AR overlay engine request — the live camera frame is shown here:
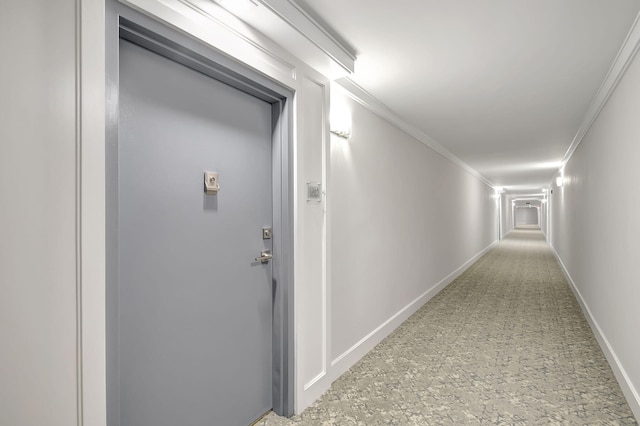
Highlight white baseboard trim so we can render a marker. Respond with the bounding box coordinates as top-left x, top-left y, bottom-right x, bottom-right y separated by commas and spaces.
550, 245, 640, 421
500, 228, 514, 240
328, 240, 498, 381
